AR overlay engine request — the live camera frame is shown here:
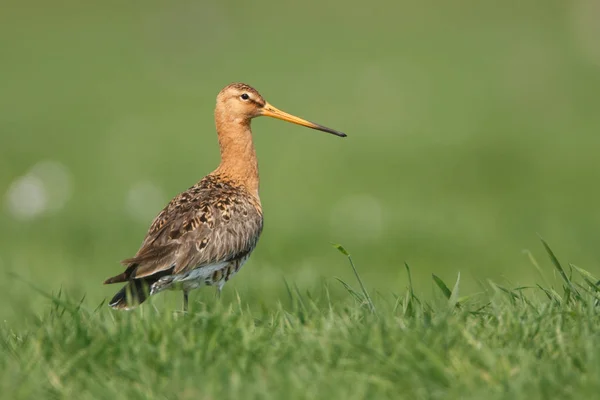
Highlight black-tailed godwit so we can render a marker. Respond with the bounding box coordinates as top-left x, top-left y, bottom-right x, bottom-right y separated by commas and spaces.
104, 83, 346, 311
